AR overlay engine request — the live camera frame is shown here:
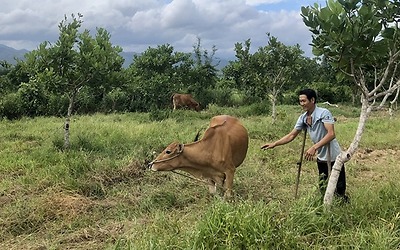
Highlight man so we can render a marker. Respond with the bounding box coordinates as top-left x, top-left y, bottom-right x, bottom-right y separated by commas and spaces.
261, 89, 348, 201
